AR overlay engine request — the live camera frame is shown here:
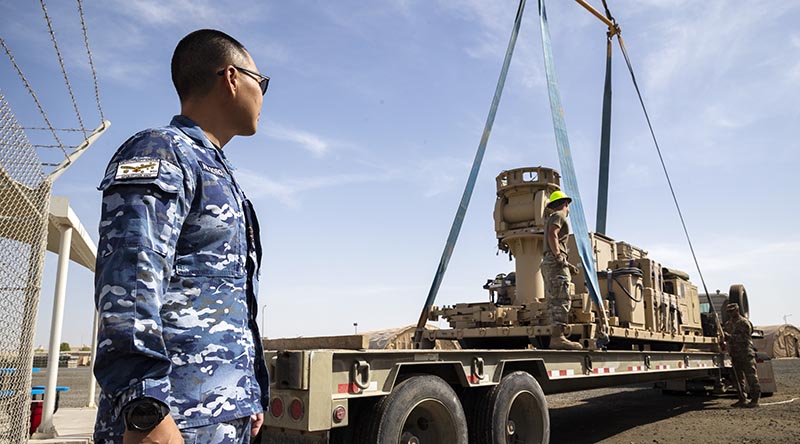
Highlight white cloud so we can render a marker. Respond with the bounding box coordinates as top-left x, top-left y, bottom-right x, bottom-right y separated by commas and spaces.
648, 239, 800, 277
235, 168, 394, 208
637, 1, 799, 94
438, 0, 545, 90
415, 155, 471, 198
104, 0, 234, 27
265, 124, 331, 157
702, 104, 754, 130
